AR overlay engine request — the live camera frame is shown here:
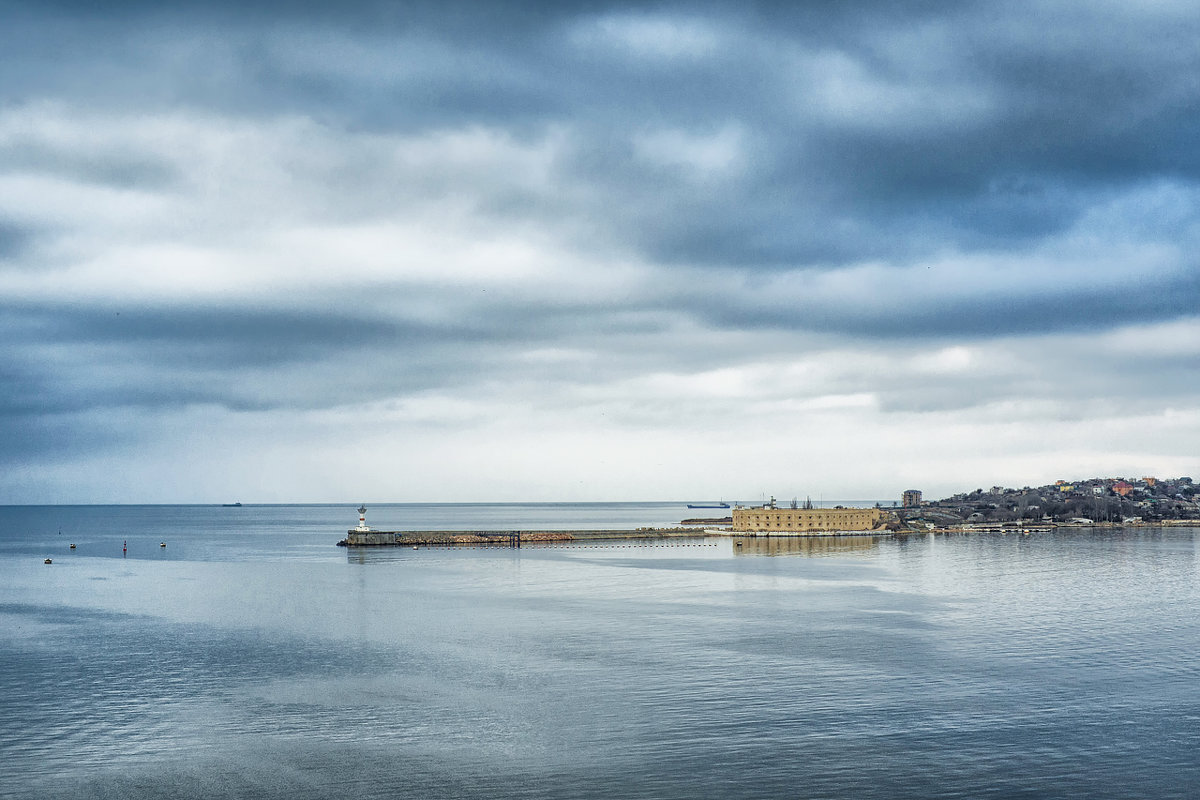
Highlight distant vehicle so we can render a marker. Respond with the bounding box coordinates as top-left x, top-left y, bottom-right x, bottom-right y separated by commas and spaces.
221, 502, 243, 507
686, 501, 730, 509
